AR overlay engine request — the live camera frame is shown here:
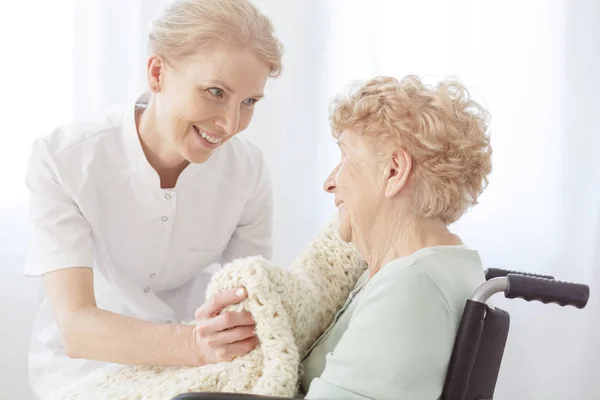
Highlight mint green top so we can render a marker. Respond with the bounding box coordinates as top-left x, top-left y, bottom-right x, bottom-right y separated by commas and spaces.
299, 245, 486, 400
